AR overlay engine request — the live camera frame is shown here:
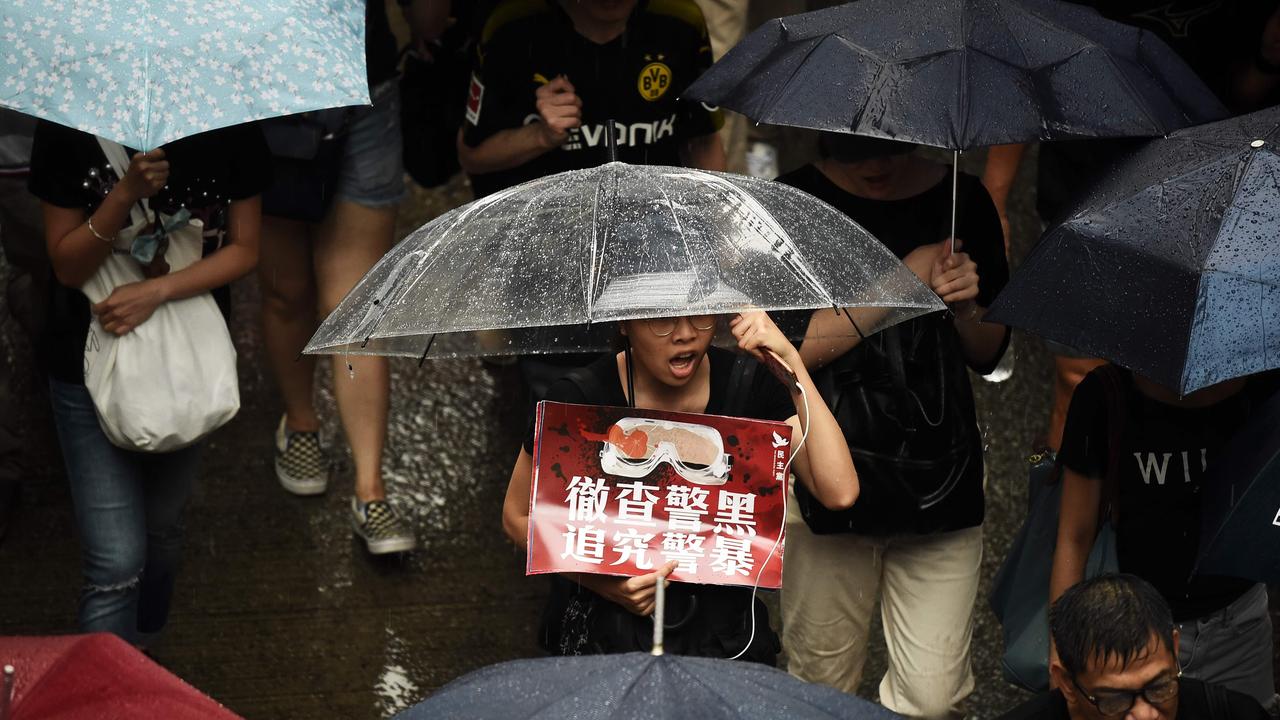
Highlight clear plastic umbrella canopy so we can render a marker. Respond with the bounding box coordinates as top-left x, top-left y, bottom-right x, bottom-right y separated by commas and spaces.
306, 162, 943, 359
